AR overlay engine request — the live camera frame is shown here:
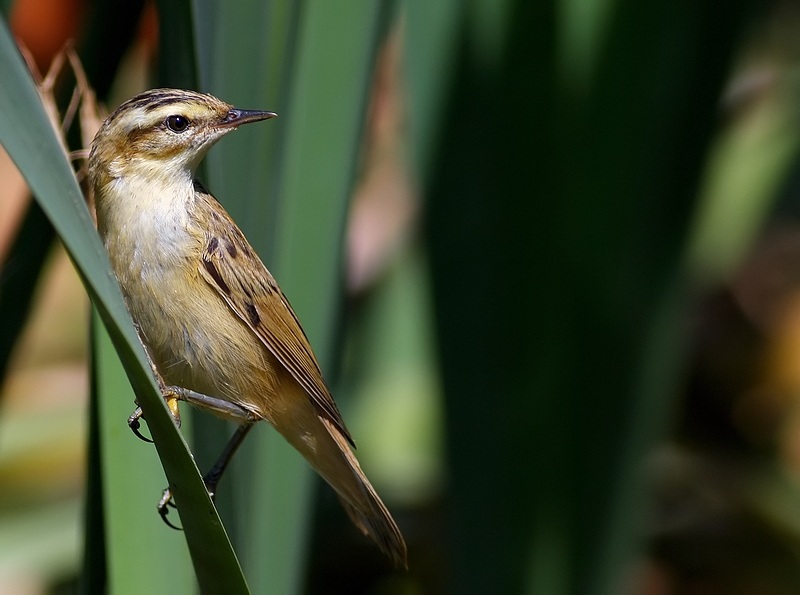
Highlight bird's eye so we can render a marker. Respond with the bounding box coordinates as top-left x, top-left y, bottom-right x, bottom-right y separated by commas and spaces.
165, 115, 190, 133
